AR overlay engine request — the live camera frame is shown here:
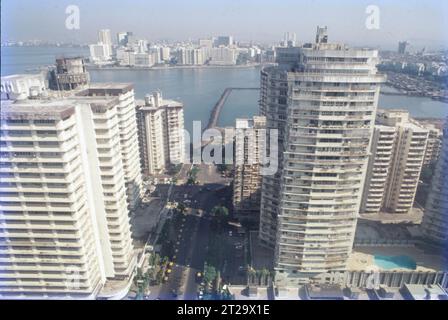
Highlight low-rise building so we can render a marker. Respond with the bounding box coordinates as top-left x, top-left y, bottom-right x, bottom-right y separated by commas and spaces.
400, 284, 448, 300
